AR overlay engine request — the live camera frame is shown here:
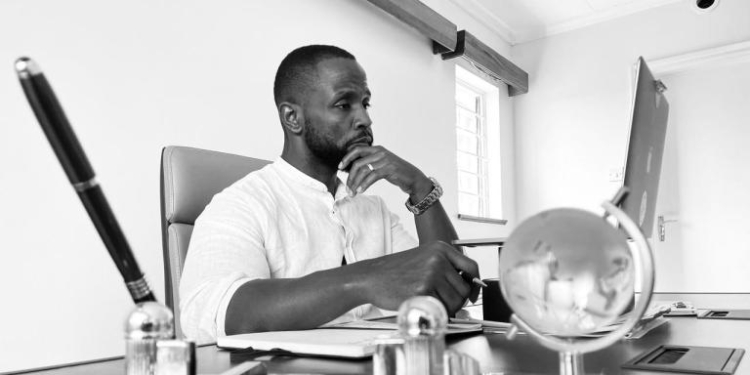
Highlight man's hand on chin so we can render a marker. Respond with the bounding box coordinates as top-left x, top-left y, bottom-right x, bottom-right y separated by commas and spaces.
338, 145, 429, 197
